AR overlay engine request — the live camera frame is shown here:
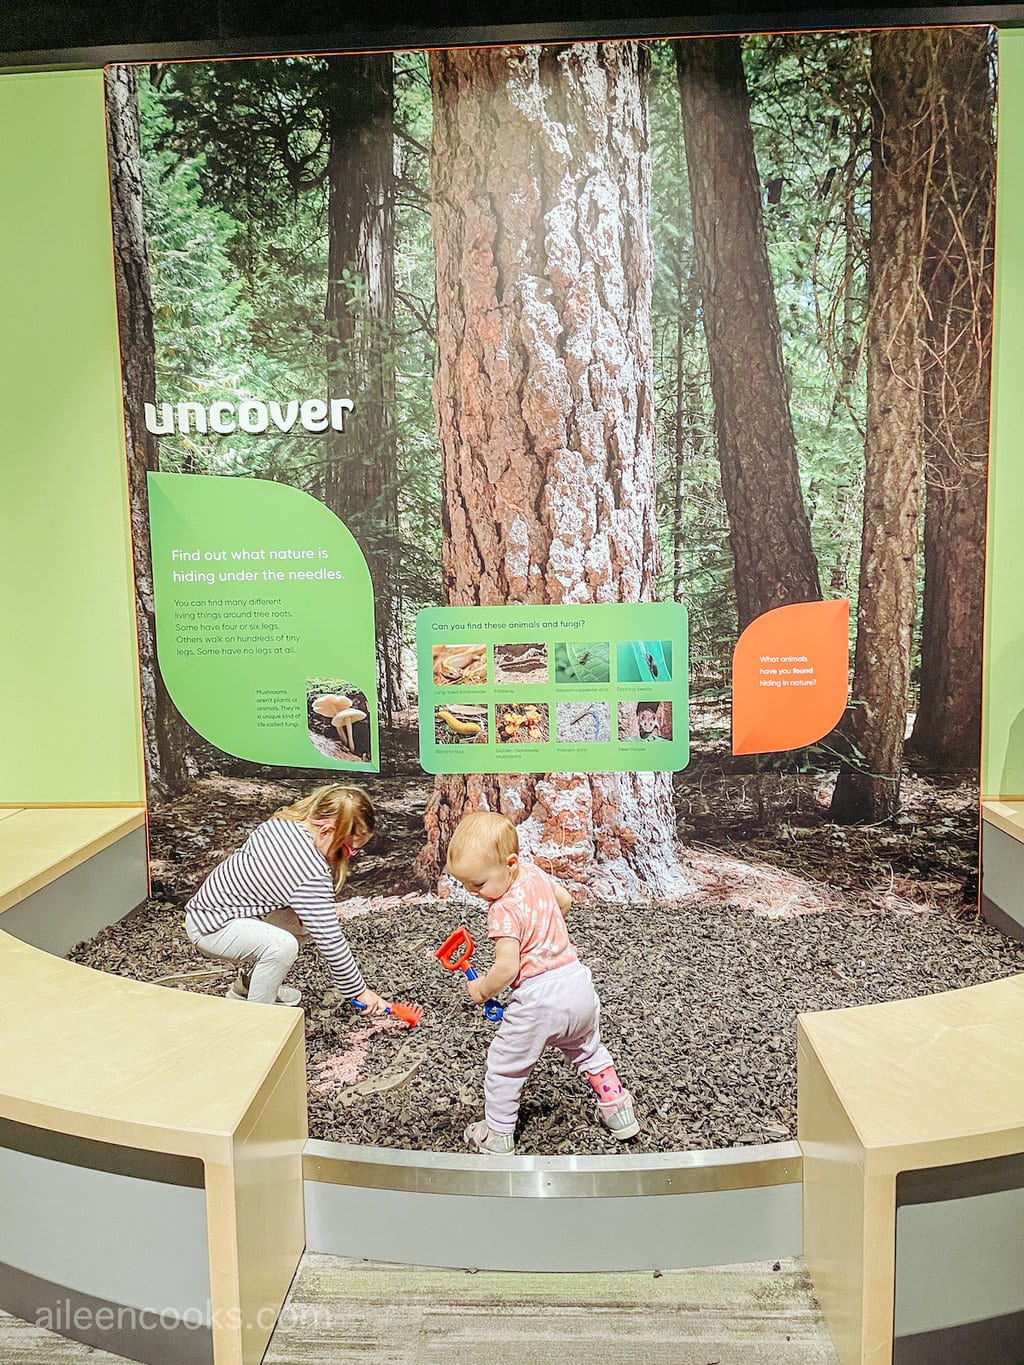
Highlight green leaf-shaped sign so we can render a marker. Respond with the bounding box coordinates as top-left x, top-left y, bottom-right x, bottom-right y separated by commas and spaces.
148, 472, 377, 770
